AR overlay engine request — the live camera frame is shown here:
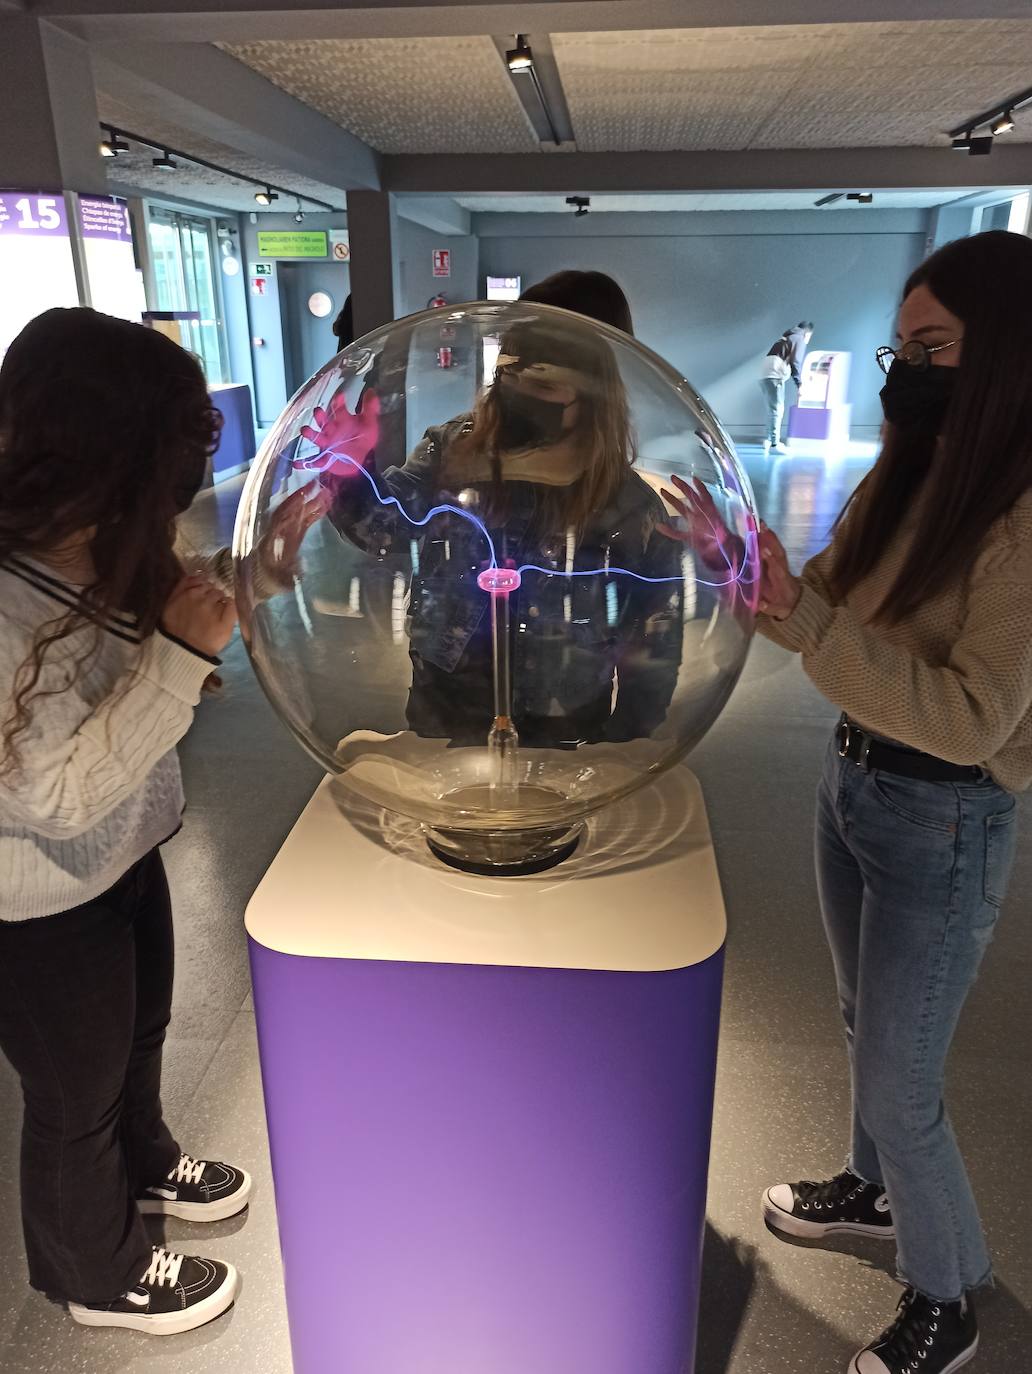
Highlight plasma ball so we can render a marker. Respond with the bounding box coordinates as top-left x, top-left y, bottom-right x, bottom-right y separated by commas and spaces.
477, 568, 523, 594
